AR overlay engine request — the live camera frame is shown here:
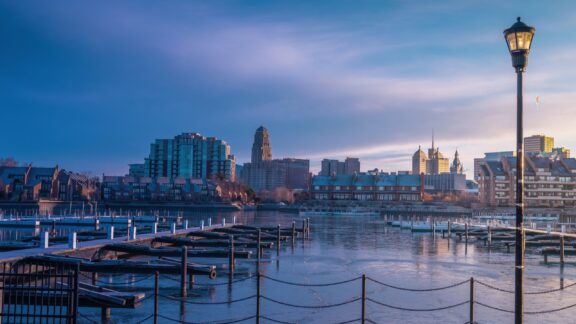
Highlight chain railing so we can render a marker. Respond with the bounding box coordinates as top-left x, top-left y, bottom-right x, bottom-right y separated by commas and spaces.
75, 271, 576, 323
